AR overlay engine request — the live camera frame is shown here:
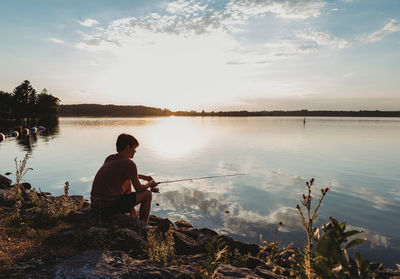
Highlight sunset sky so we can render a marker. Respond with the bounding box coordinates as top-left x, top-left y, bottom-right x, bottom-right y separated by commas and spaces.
0, 0, 399, 111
